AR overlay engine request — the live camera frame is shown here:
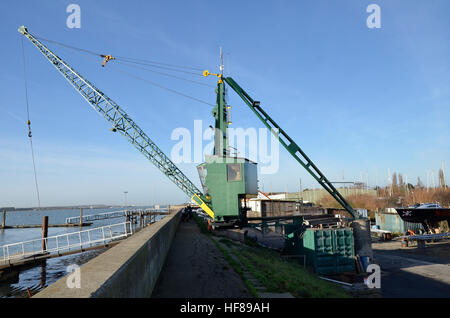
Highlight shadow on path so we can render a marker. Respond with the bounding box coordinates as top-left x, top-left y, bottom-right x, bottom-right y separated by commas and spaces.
374, 251, 450, 298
